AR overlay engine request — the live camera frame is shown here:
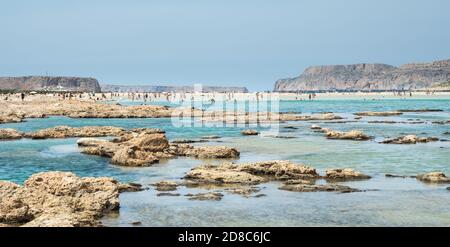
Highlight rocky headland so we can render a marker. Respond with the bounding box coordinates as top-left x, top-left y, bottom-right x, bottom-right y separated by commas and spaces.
274, 59, 450, 91
0, 76, 101, 93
